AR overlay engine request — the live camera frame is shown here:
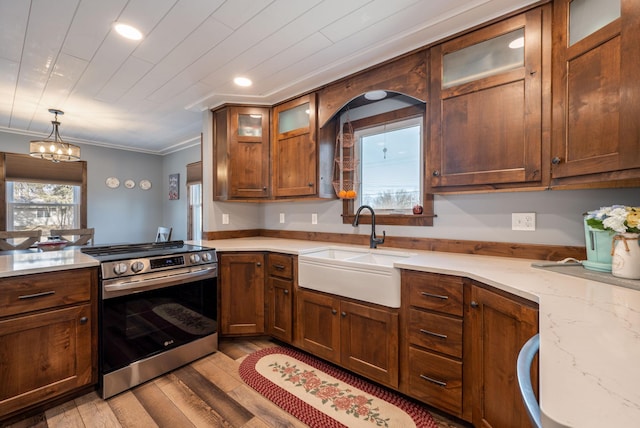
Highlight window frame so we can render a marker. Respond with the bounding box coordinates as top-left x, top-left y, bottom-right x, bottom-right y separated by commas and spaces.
0, 152, 87, 231
340, 105, 435, 226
